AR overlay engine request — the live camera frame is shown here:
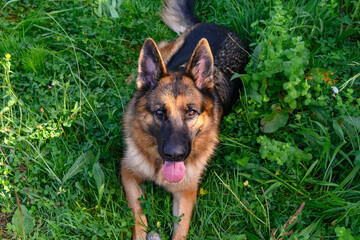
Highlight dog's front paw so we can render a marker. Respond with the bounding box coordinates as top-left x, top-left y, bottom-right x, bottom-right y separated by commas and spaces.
146, 231, 161, 240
